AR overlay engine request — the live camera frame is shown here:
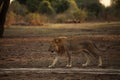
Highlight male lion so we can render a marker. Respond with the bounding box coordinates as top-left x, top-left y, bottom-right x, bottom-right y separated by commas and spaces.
48, 37, 106, 68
